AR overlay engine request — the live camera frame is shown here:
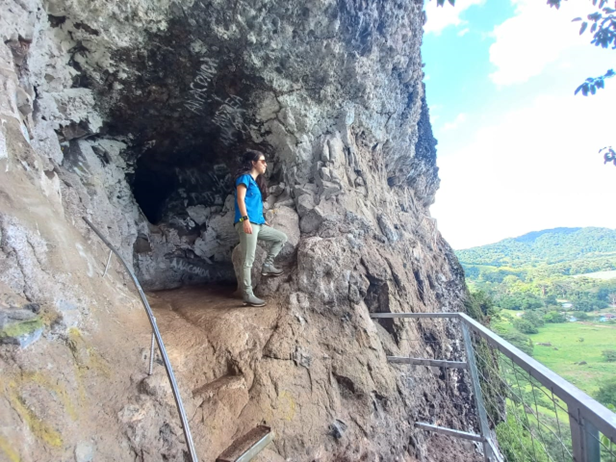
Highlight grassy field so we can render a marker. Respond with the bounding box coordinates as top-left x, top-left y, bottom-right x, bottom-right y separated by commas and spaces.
573, 269, 616, 280
488, 313, 616, 459
529, 322, 616, 395
494, 311, 616, 397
